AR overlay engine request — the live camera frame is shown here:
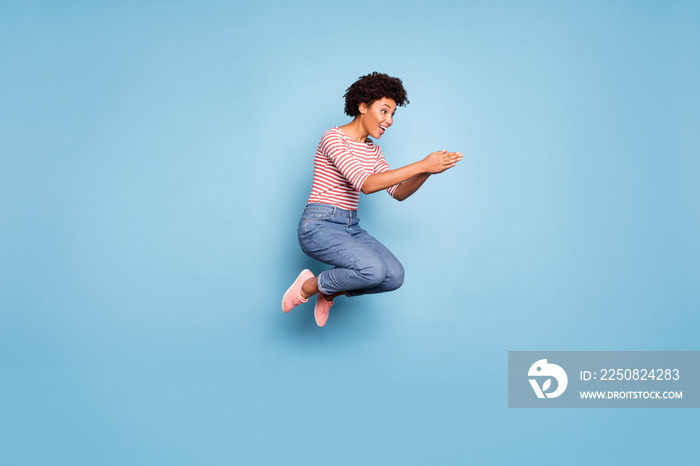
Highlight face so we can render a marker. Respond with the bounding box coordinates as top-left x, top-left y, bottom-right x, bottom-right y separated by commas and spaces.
359, 97, 396, 139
